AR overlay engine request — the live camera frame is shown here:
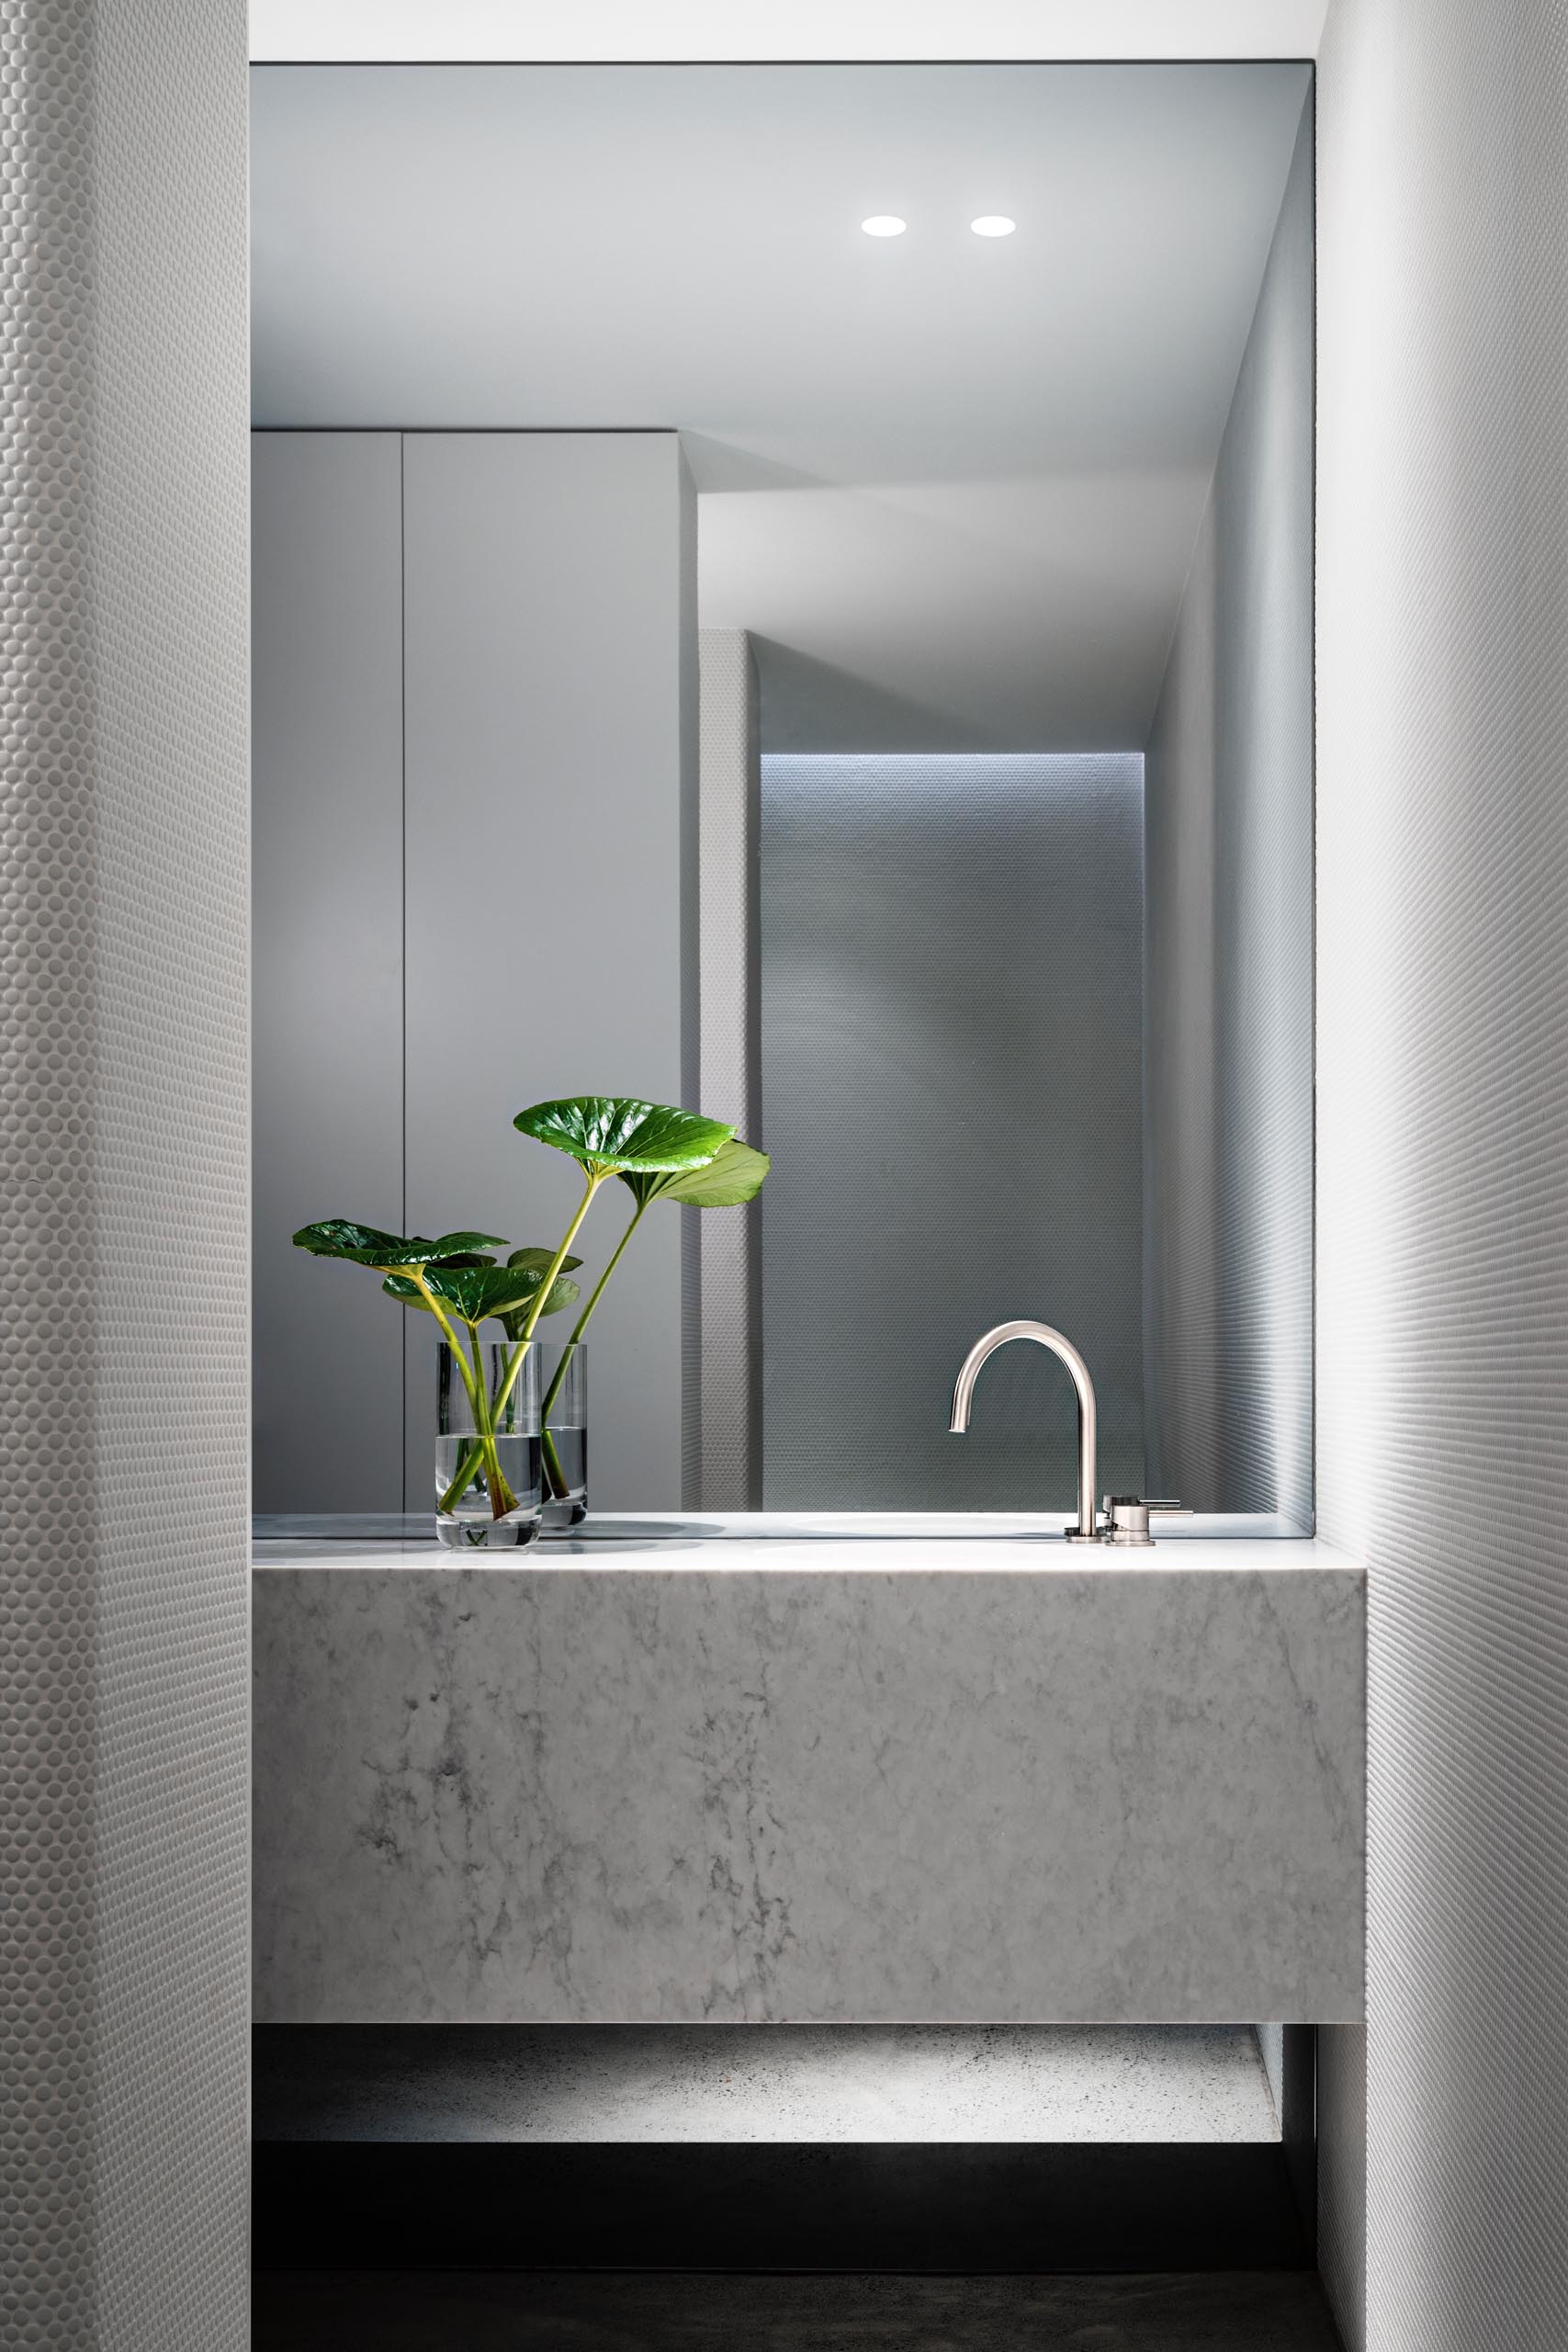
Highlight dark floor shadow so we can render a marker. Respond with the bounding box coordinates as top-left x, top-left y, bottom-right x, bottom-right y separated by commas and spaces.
253, 2268, 1348, 2352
